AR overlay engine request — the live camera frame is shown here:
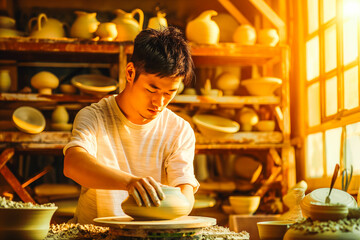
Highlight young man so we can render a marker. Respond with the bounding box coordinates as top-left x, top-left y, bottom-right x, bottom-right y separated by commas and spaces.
63, 27, 199, 224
